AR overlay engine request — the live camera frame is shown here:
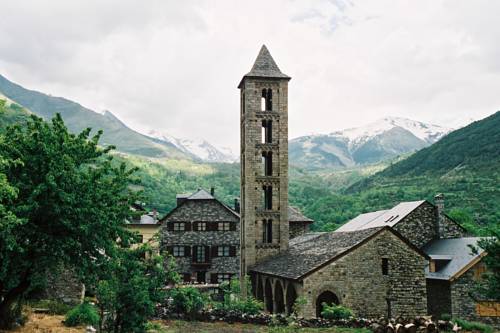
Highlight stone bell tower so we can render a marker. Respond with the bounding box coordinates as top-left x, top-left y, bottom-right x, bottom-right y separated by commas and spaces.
239, 45, 291, 281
